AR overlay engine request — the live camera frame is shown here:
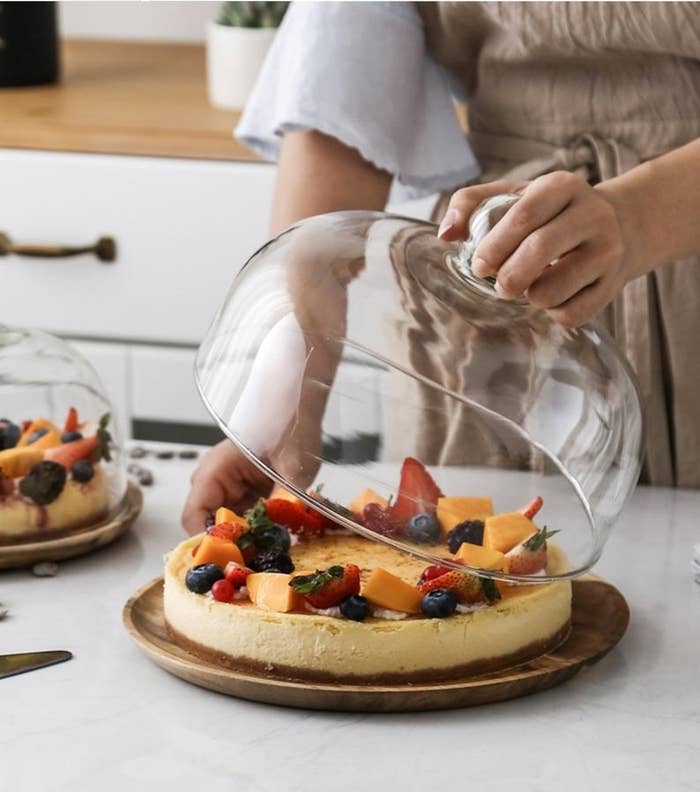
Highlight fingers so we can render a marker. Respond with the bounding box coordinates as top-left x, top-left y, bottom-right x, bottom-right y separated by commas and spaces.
525, 243, 610, 309
545, 277, 613, 328
437, 179, 527, 241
